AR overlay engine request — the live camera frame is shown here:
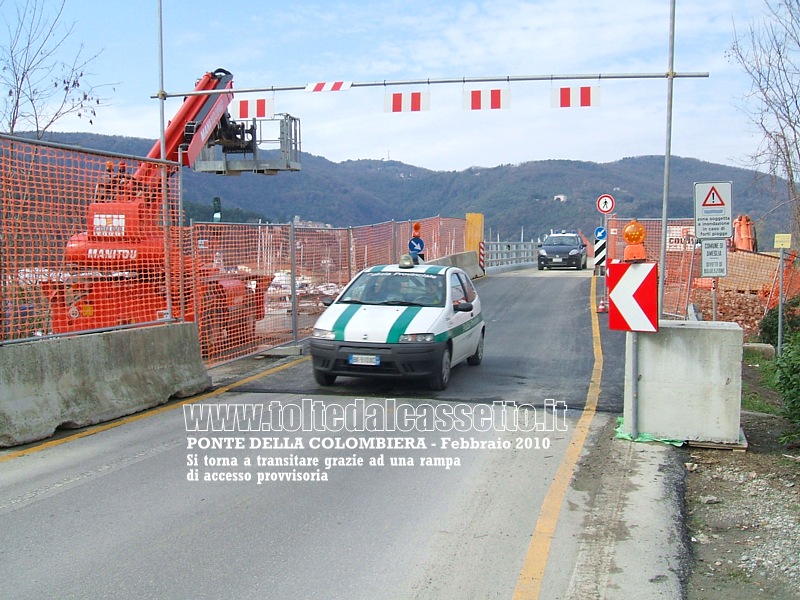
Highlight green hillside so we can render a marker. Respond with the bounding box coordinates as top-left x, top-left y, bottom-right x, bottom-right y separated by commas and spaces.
36, 131, 790, 245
